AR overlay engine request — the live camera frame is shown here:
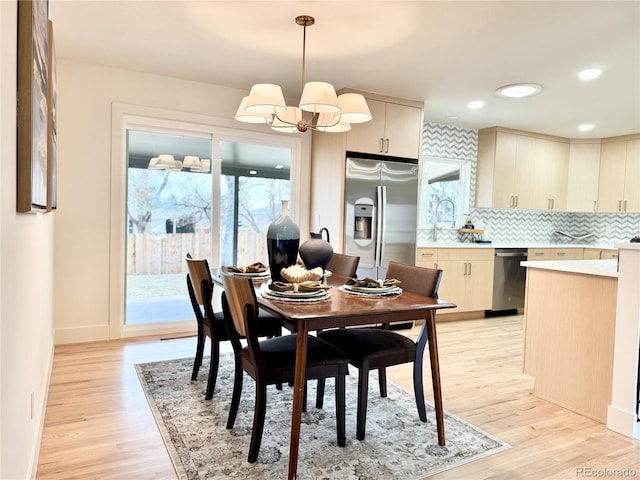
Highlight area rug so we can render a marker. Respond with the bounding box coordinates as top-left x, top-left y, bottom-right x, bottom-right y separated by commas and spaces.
135, 355, 510, 480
